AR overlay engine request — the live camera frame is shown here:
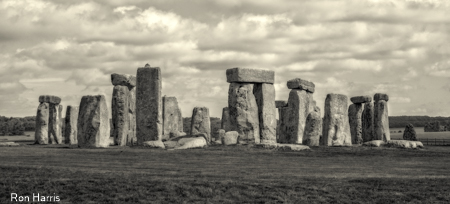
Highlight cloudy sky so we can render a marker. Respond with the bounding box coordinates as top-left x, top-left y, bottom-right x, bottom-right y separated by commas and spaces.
1, 0, 450, 118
